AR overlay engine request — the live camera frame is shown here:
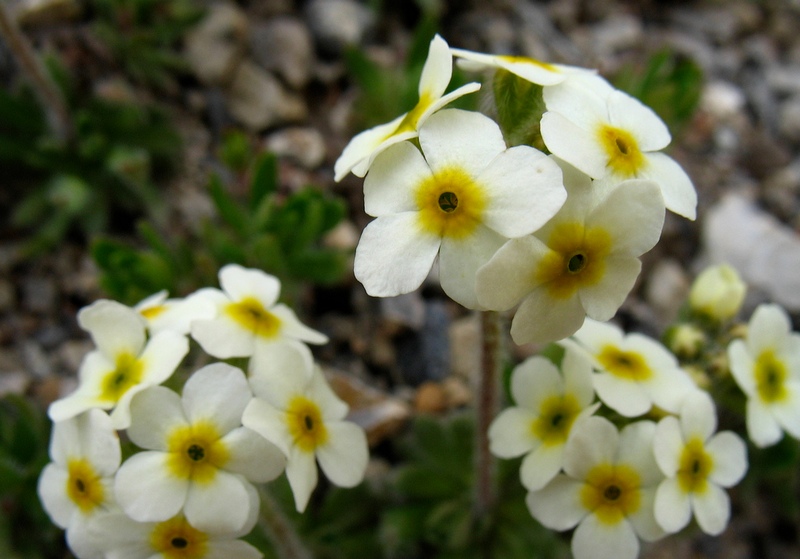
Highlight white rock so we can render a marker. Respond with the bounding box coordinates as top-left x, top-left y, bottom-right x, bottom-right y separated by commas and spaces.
264, 127, 326, 169
184, 4, 249, 86
226, 61, 307, 130
250, 17, 315, 89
